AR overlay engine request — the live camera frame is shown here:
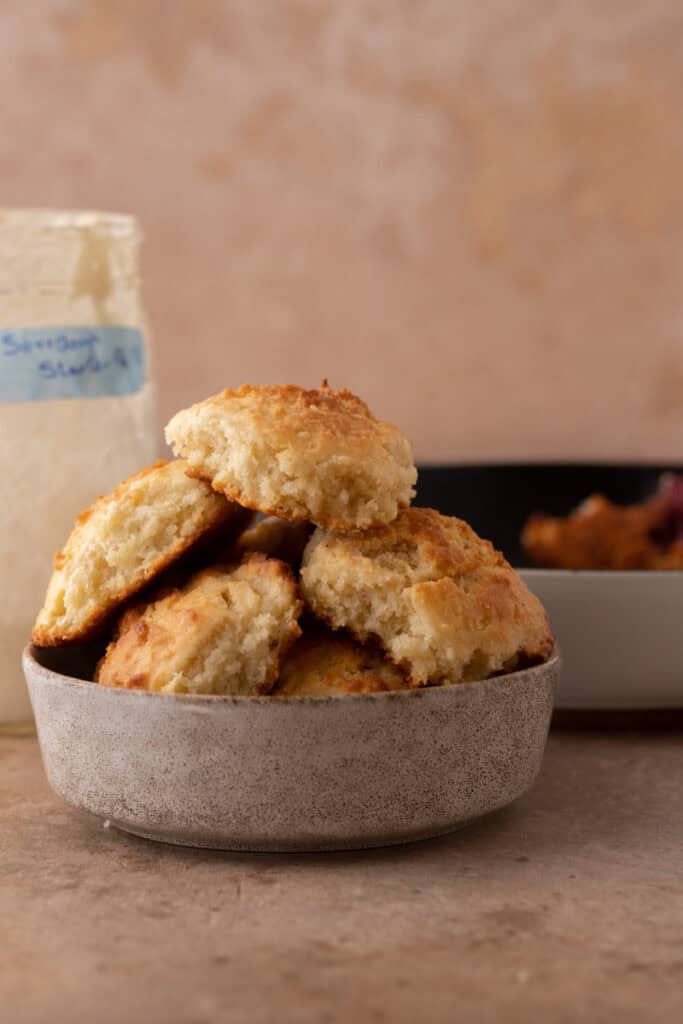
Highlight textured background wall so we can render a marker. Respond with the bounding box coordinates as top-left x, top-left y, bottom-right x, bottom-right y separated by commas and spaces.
1, 0, 682, 462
